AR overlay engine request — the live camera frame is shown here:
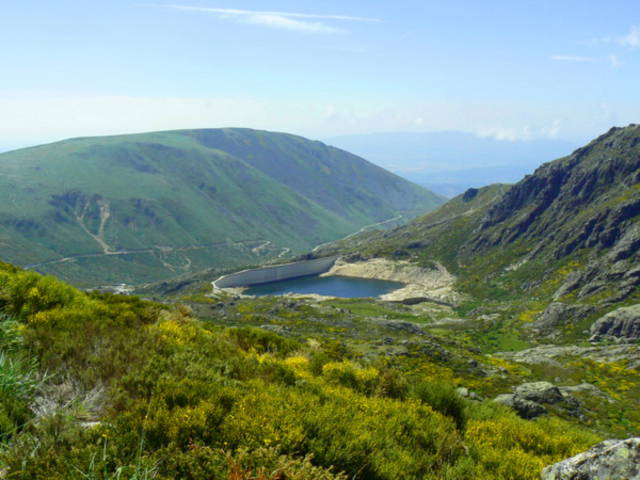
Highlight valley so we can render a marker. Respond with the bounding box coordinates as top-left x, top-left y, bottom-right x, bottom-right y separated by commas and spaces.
1, 125, 639, 480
